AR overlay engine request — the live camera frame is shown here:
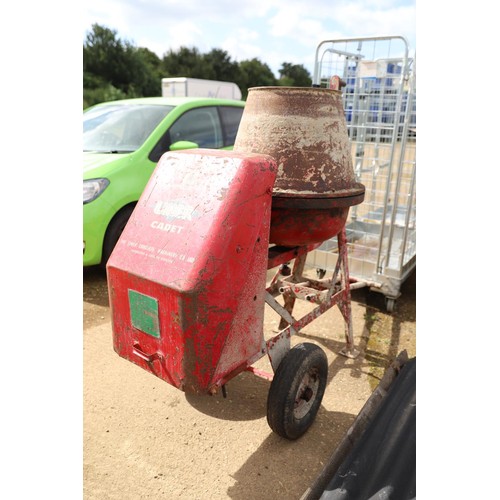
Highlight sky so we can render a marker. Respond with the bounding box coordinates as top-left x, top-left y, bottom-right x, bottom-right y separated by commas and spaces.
82, 0, 416, 78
